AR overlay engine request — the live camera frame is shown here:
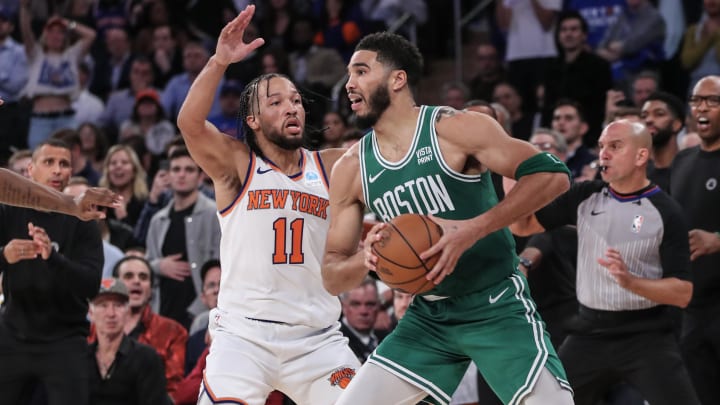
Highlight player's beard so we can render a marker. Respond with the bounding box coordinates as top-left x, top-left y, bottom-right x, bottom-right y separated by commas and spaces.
354, 84, 391, 129
652, 127, 674, 148
266, 128, 305, 150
